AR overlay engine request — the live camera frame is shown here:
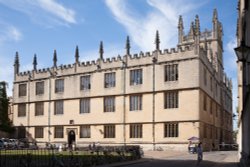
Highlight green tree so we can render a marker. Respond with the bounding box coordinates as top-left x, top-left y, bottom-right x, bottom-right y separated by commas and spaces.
0, 81, 14, 132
